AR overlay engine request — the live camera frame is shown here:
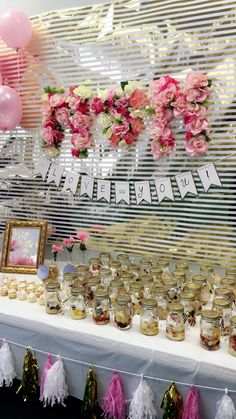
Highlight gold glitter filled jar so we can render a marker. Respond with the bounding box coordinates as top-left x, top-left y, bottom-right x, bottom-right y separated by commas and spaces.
213, 298, 231, 336
166, 302, 185, 341
140, 275, 154, 299
154, 285, 169, 320
229, 316, 236, 357
180, 291, 196, 327
109, 260, 122, 280
130, 281, 144, 315
93, 289, 110, 325
70, 286, 87, 320
45, 282, 61, 314
99, 252, 111, 268
114, 294, 132, 330
89, 258, 101, 276
140, 299, 158, 336
200, 310, 220, 351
